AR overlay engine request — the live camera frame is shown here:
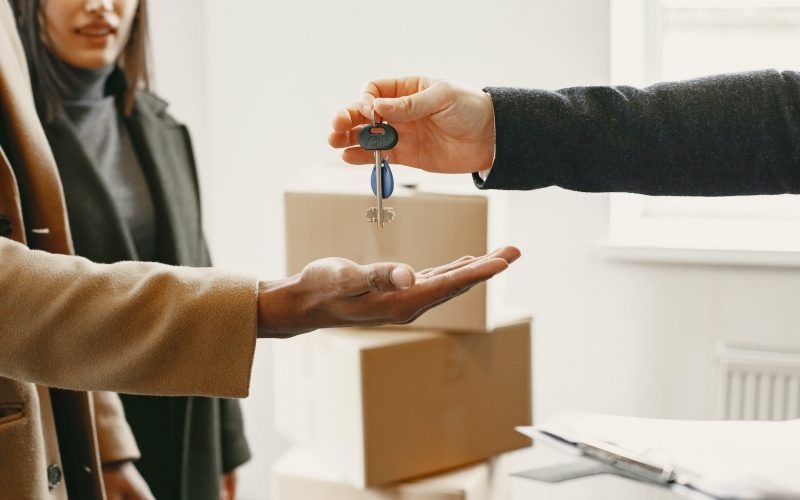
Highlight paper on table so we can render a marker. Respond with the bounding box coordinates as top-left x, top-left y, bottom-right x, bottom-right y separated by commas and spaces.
522, 413, 800, 500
